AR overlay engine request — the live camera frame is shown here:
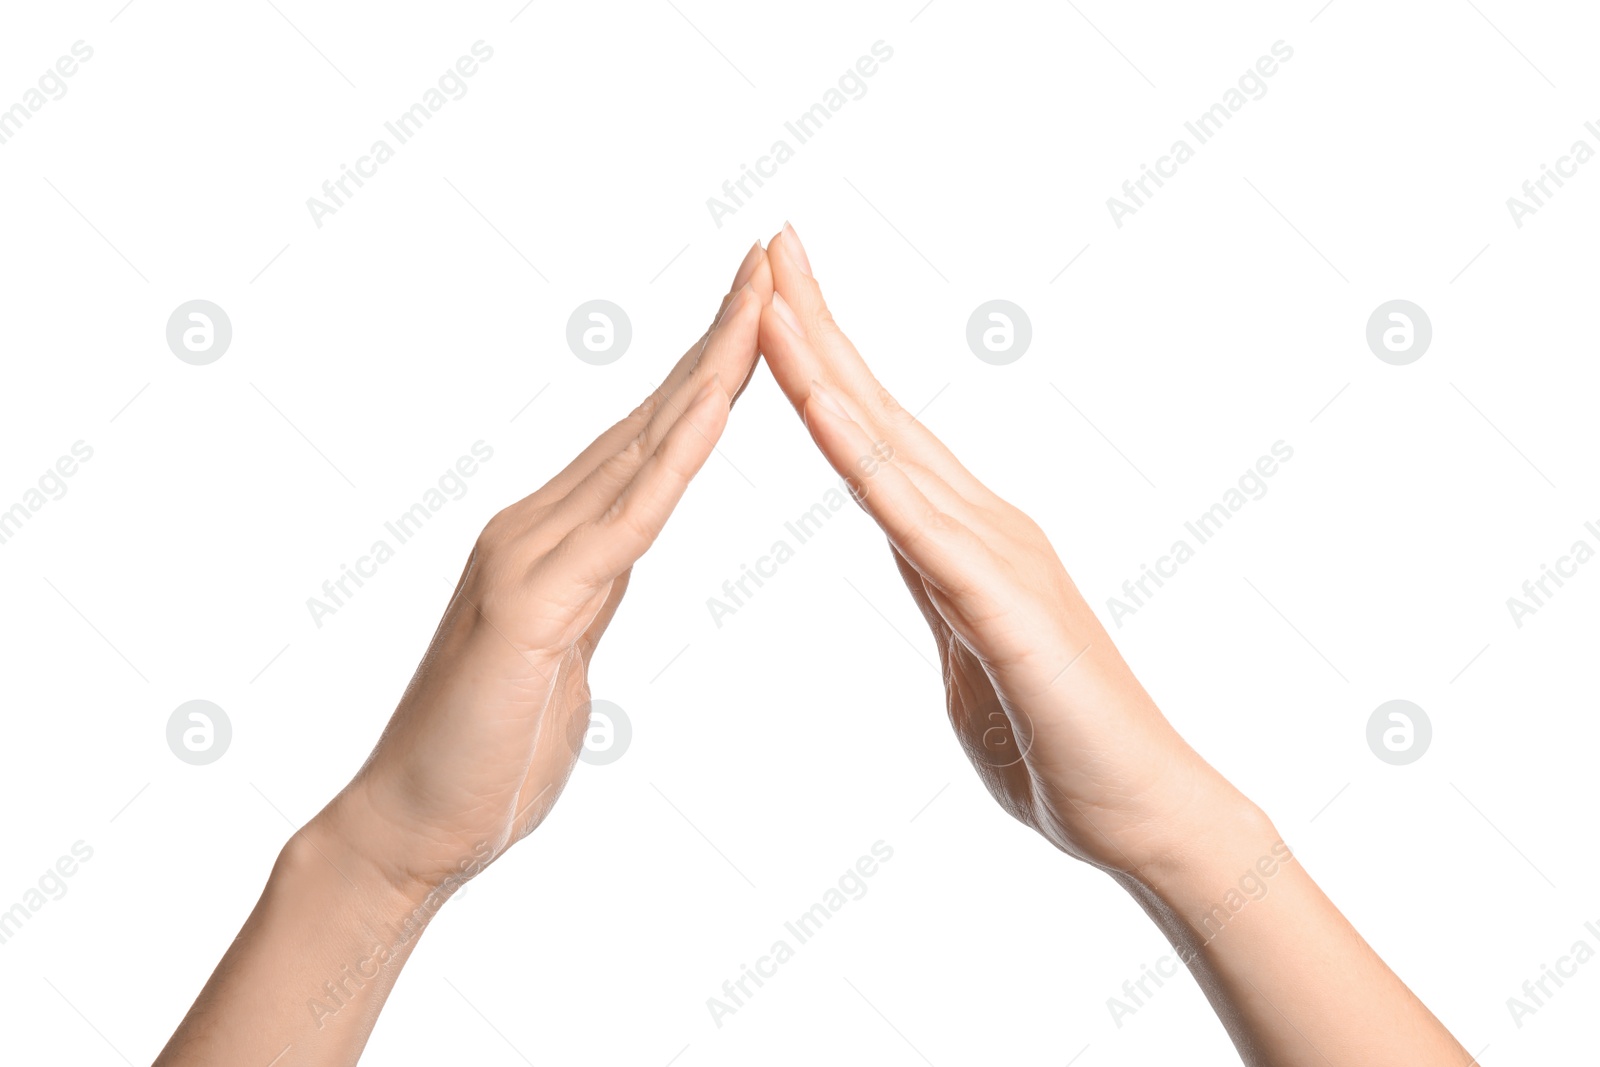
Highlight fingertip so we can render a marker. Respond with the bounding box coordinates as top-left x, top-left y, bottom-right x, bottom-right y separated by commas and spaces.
766, 230, 831, 330
769, 229, 810, 295
714, 281, 757, 328
757, 300, 788, 360
707, 371, 730, 402
692, 373, 731, 418
758, 298, 823, 410
746, 248, 775, 302
730, 240, 763, 291
781, 221, 812, 276
770, 290, 803, 336
769, 228, 800, 279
